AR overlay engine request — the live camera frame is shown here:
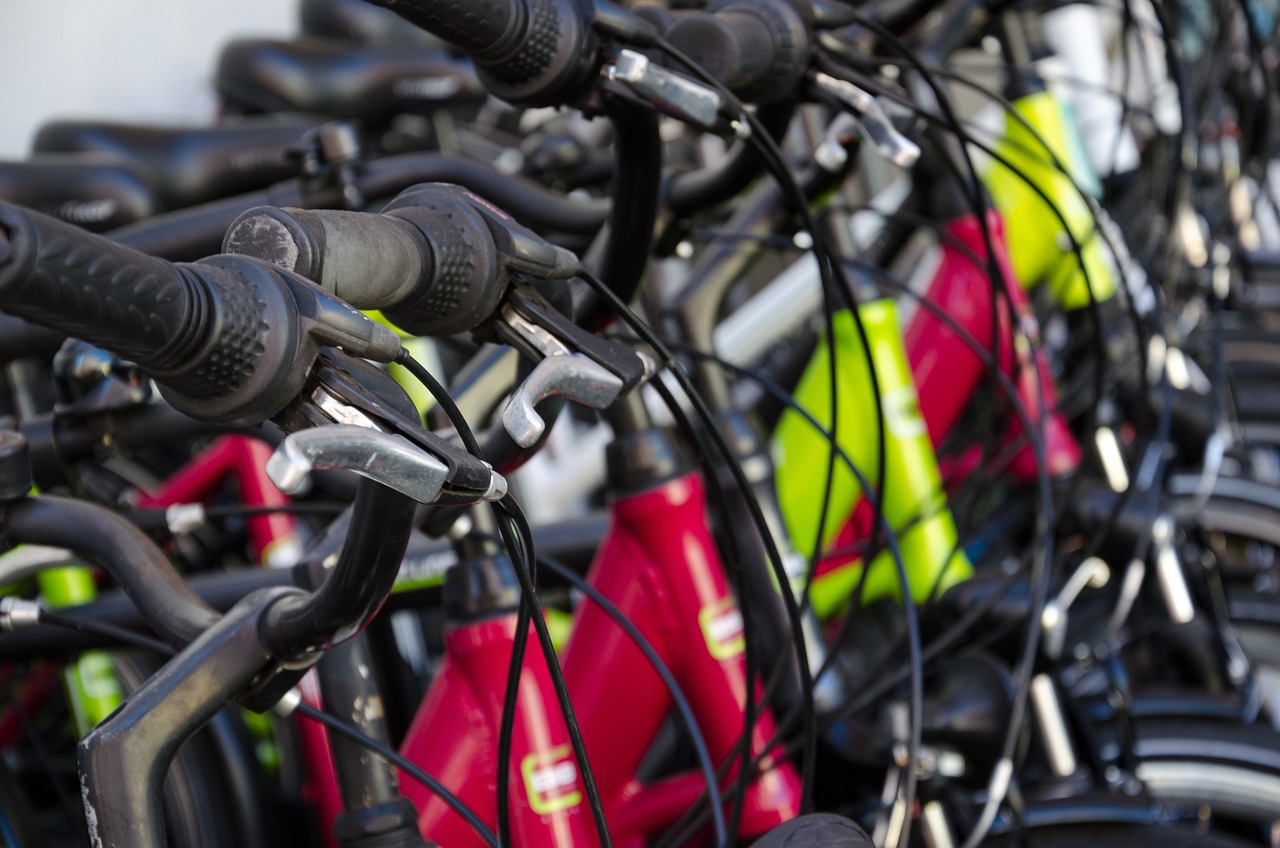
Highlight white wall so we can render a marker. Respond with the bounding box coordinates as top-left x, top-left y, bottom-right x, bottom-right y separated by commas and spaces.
0, 0, 296, 158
